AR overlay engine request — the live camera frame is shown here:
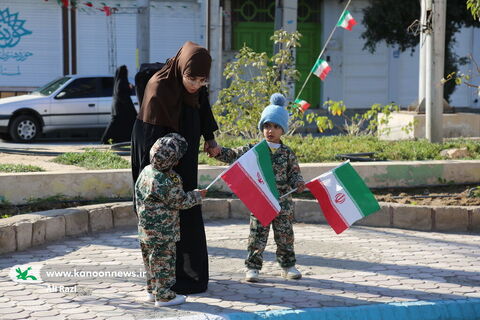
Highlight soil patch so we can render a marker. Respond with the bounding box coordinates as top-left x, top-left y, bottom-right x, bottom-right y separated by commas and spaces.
372, 184, 480, 206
